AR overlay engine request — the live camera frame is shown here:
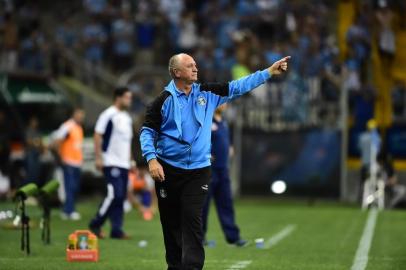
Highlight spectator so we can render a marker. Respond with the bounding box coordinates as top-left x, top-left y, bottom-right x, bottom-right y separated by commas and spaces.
236, 0, 259, 19
24, 116, 43, 185
17, 2, 40, 35
52, 17, 78, 75
346, 15, 371, 81
321, 49, 341, 102
153, 13, 172, 65
19, 29, 46, 72
0, 0, 379, 133
177, 11, 198, 53
135, 13, 156, 66
216, 5, 239, 50
84, 0, 108, 16
231, 32, 254, 80
353, 84, 376, 131
195, 44, 216, 82
214, 47, 236, 82
264, 41, 284, 67
112, 10, 134, 71
0, 12, 18, 71
159, 0, 184, 25
82, 17, 107, 65
376, 5, 396, 76
343, 57, 361, 93
159, 0, 183, 49
281, 71, 308, 123
55, 18, 78, 50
